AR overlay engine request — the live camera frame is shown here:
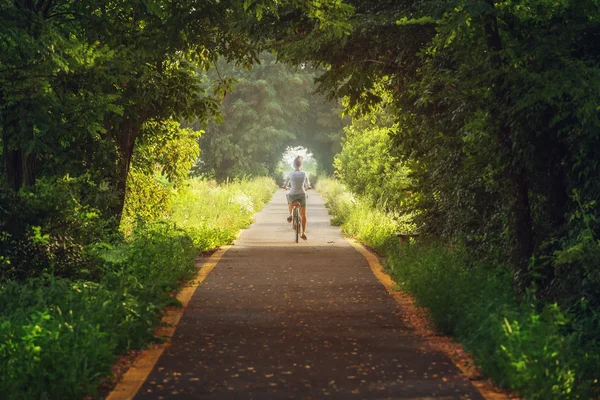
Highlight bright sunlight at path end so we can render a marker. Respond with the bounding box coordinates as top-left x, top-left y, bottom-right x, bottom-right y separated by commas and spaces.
126, 192, 487, 399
